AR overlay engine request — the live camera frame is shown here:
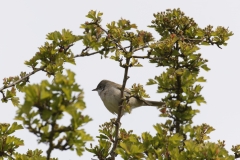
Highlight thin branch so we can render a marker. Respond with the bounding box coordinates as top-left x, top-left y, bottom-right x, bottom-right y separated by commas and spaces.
75, 46, 131, 58
110, 57, 130, 159
92, 22, 128, 54
235, 153, 240, 159
46, 121, 55, 160
5, 153, 15, 160
132, 45, 149, 52
55, 137, 72, 150
0, 91, 6, 101
183, 37, 204, 42
64, 44, 74, 53
132, 55, 149, 59
0, 66, 46, 92
75, 50, 100, 57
